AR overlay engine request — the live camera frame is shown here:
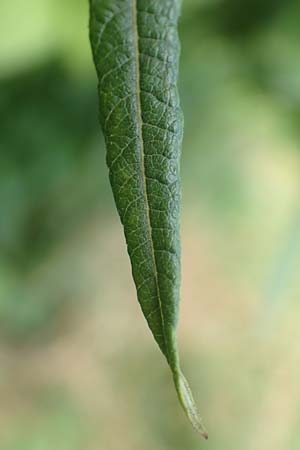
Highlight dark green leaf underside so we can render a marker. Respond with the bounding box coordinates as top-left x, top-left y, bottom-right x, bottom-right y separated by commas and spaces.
89, 0, 207, 438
